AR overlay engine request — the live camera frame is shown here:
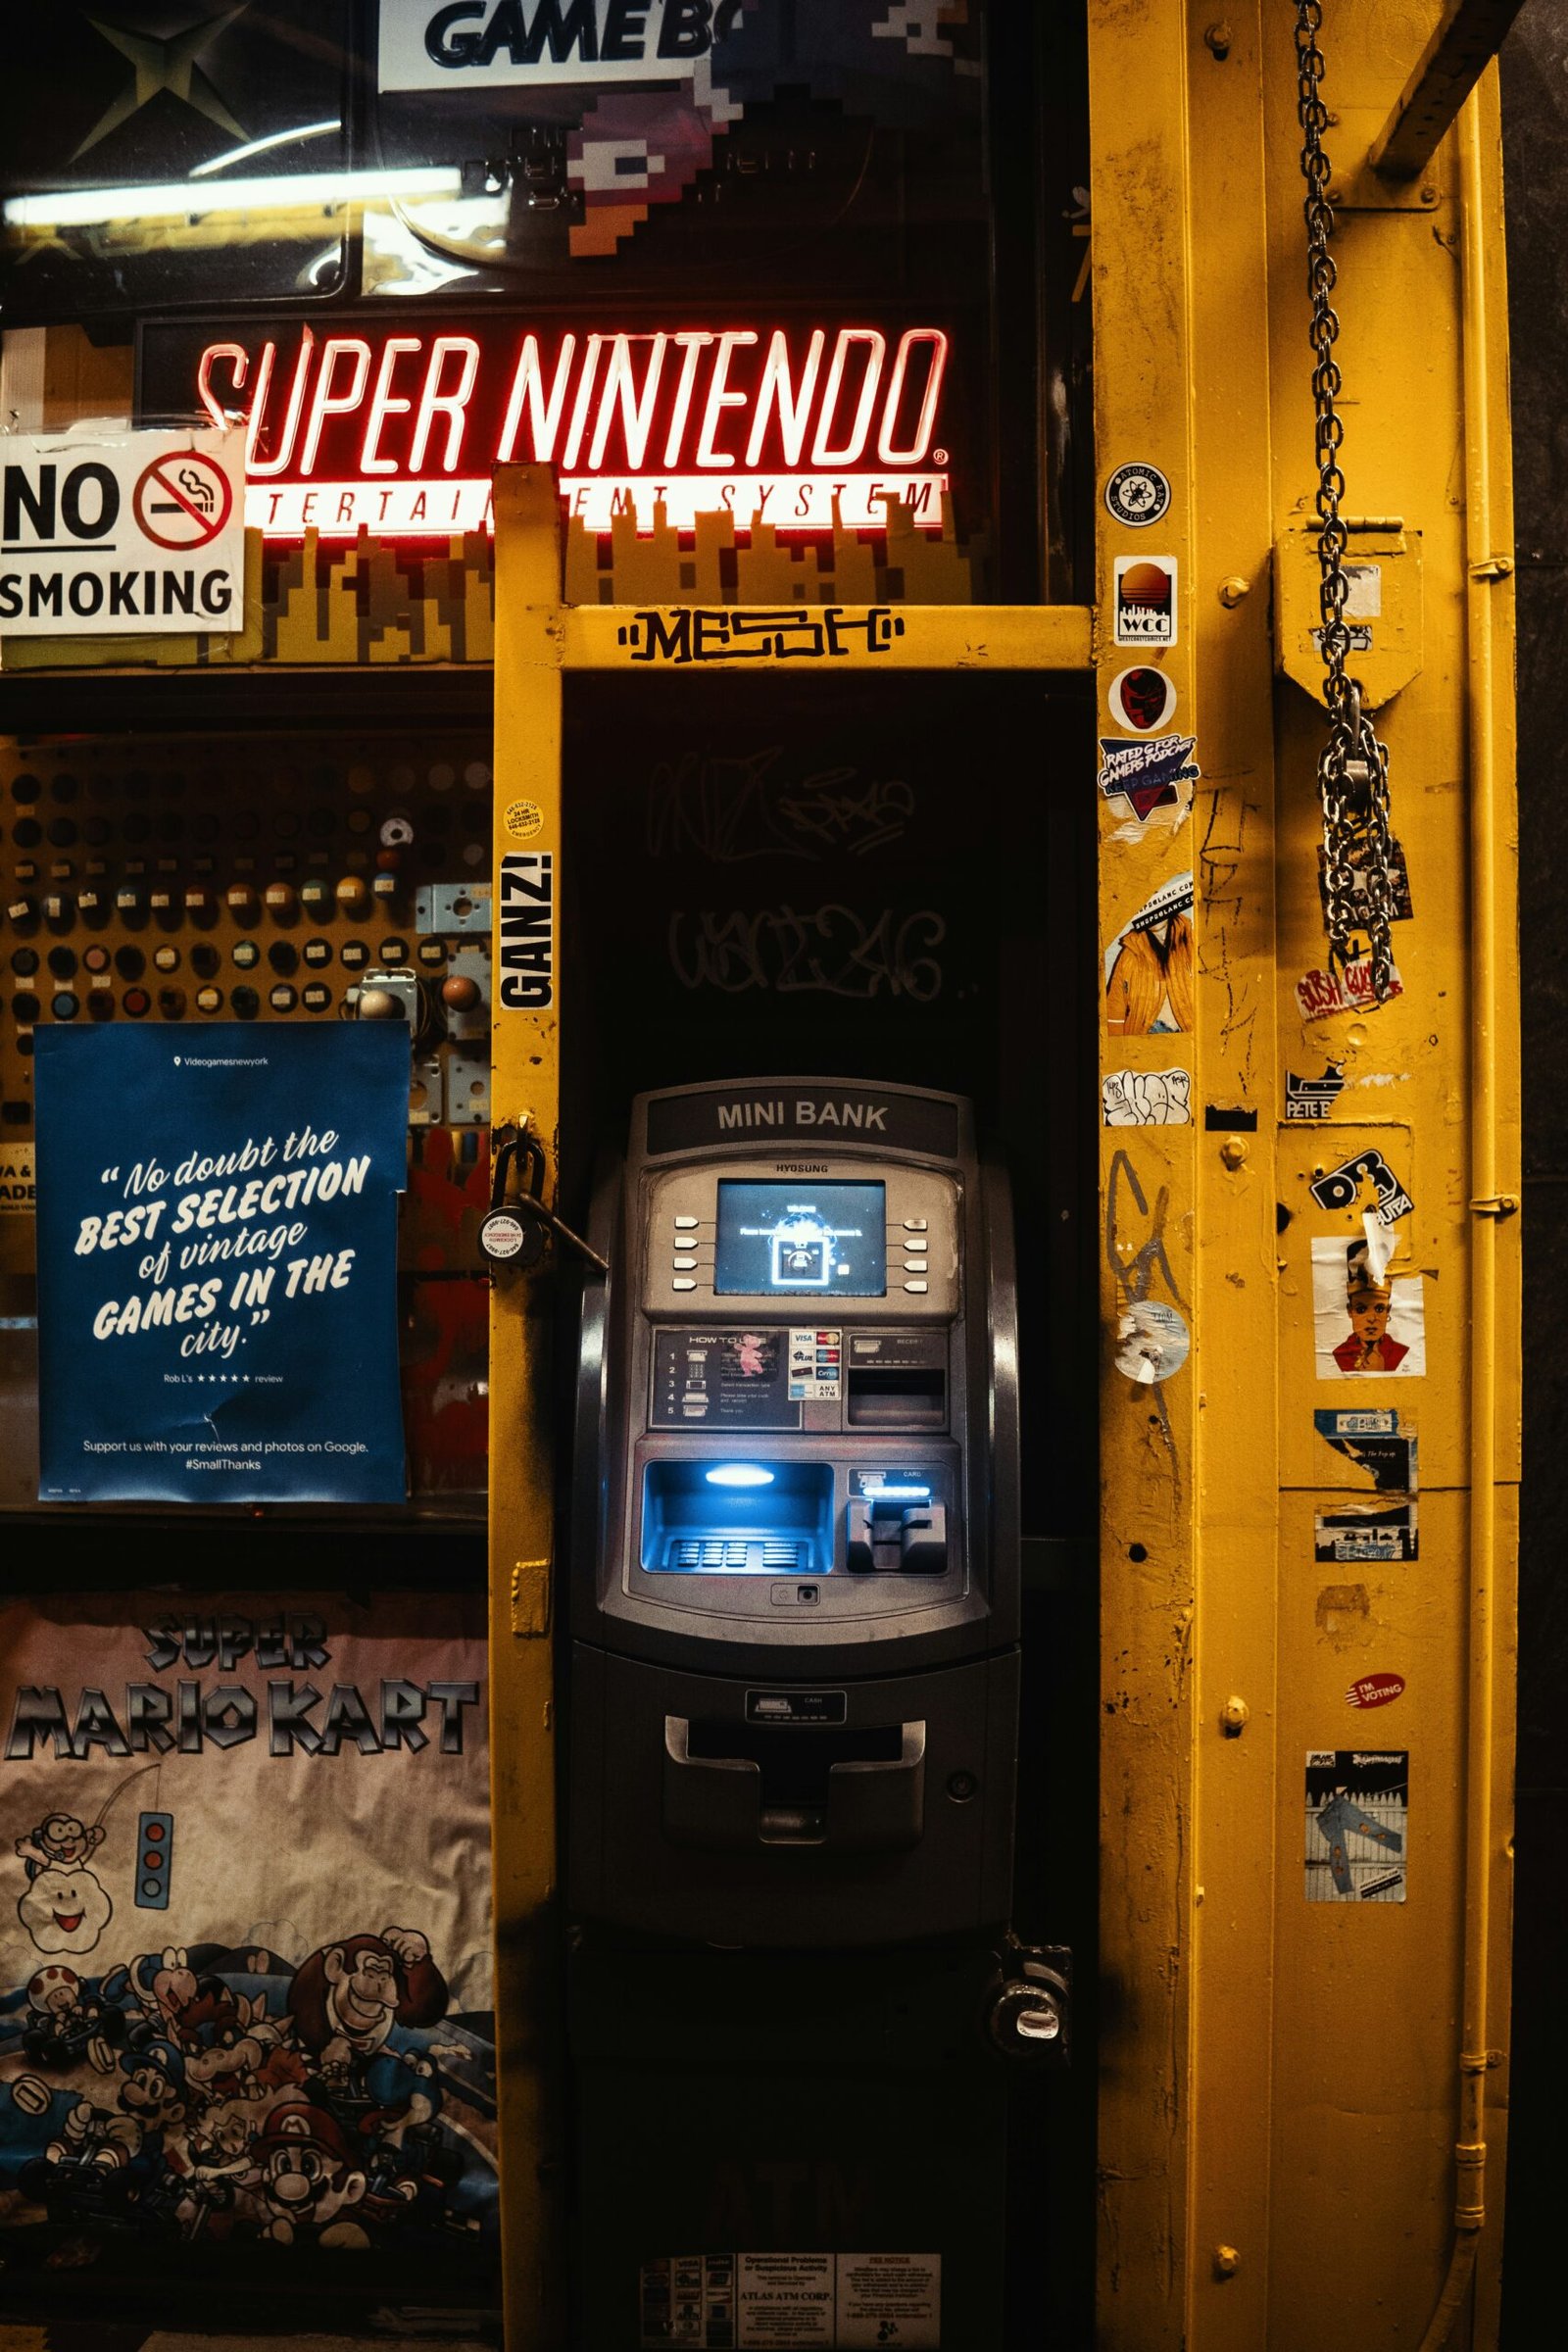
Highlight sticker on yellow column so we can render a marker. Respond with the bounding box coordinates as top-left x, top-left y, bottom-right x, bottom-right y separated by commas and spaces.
1103, 872, 1193, 1037
1305, 1749, 1407, 1902
1310, 1233, 1426, 1378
